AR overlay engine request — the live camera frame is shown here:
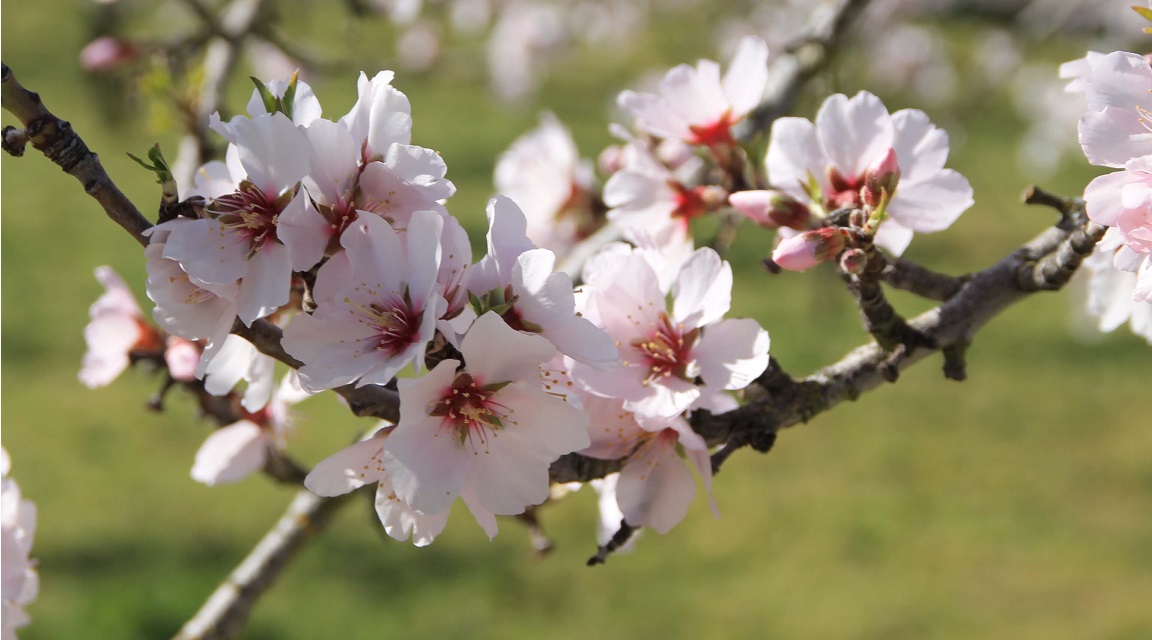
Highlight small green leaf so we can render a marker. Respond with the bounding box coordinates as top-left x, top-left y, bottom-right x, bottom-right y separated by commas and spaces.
250, 77, 279, 115
1132, 4, 1152, 22
126, 144, 173, 185
282, 70, 299, 121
